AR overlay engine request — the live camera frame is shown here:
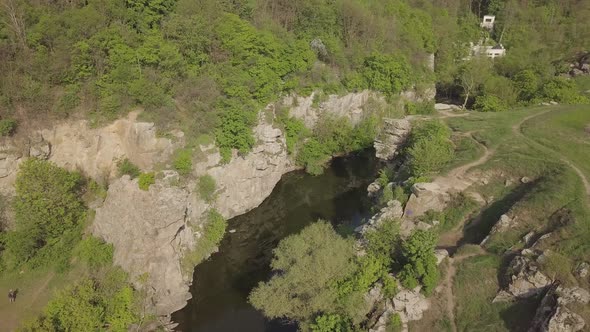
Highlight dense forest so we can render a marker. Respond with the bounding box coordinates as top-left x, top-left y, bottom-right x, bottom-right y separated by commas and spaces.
1, 0, 590, 331
2, 0, 588, 155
